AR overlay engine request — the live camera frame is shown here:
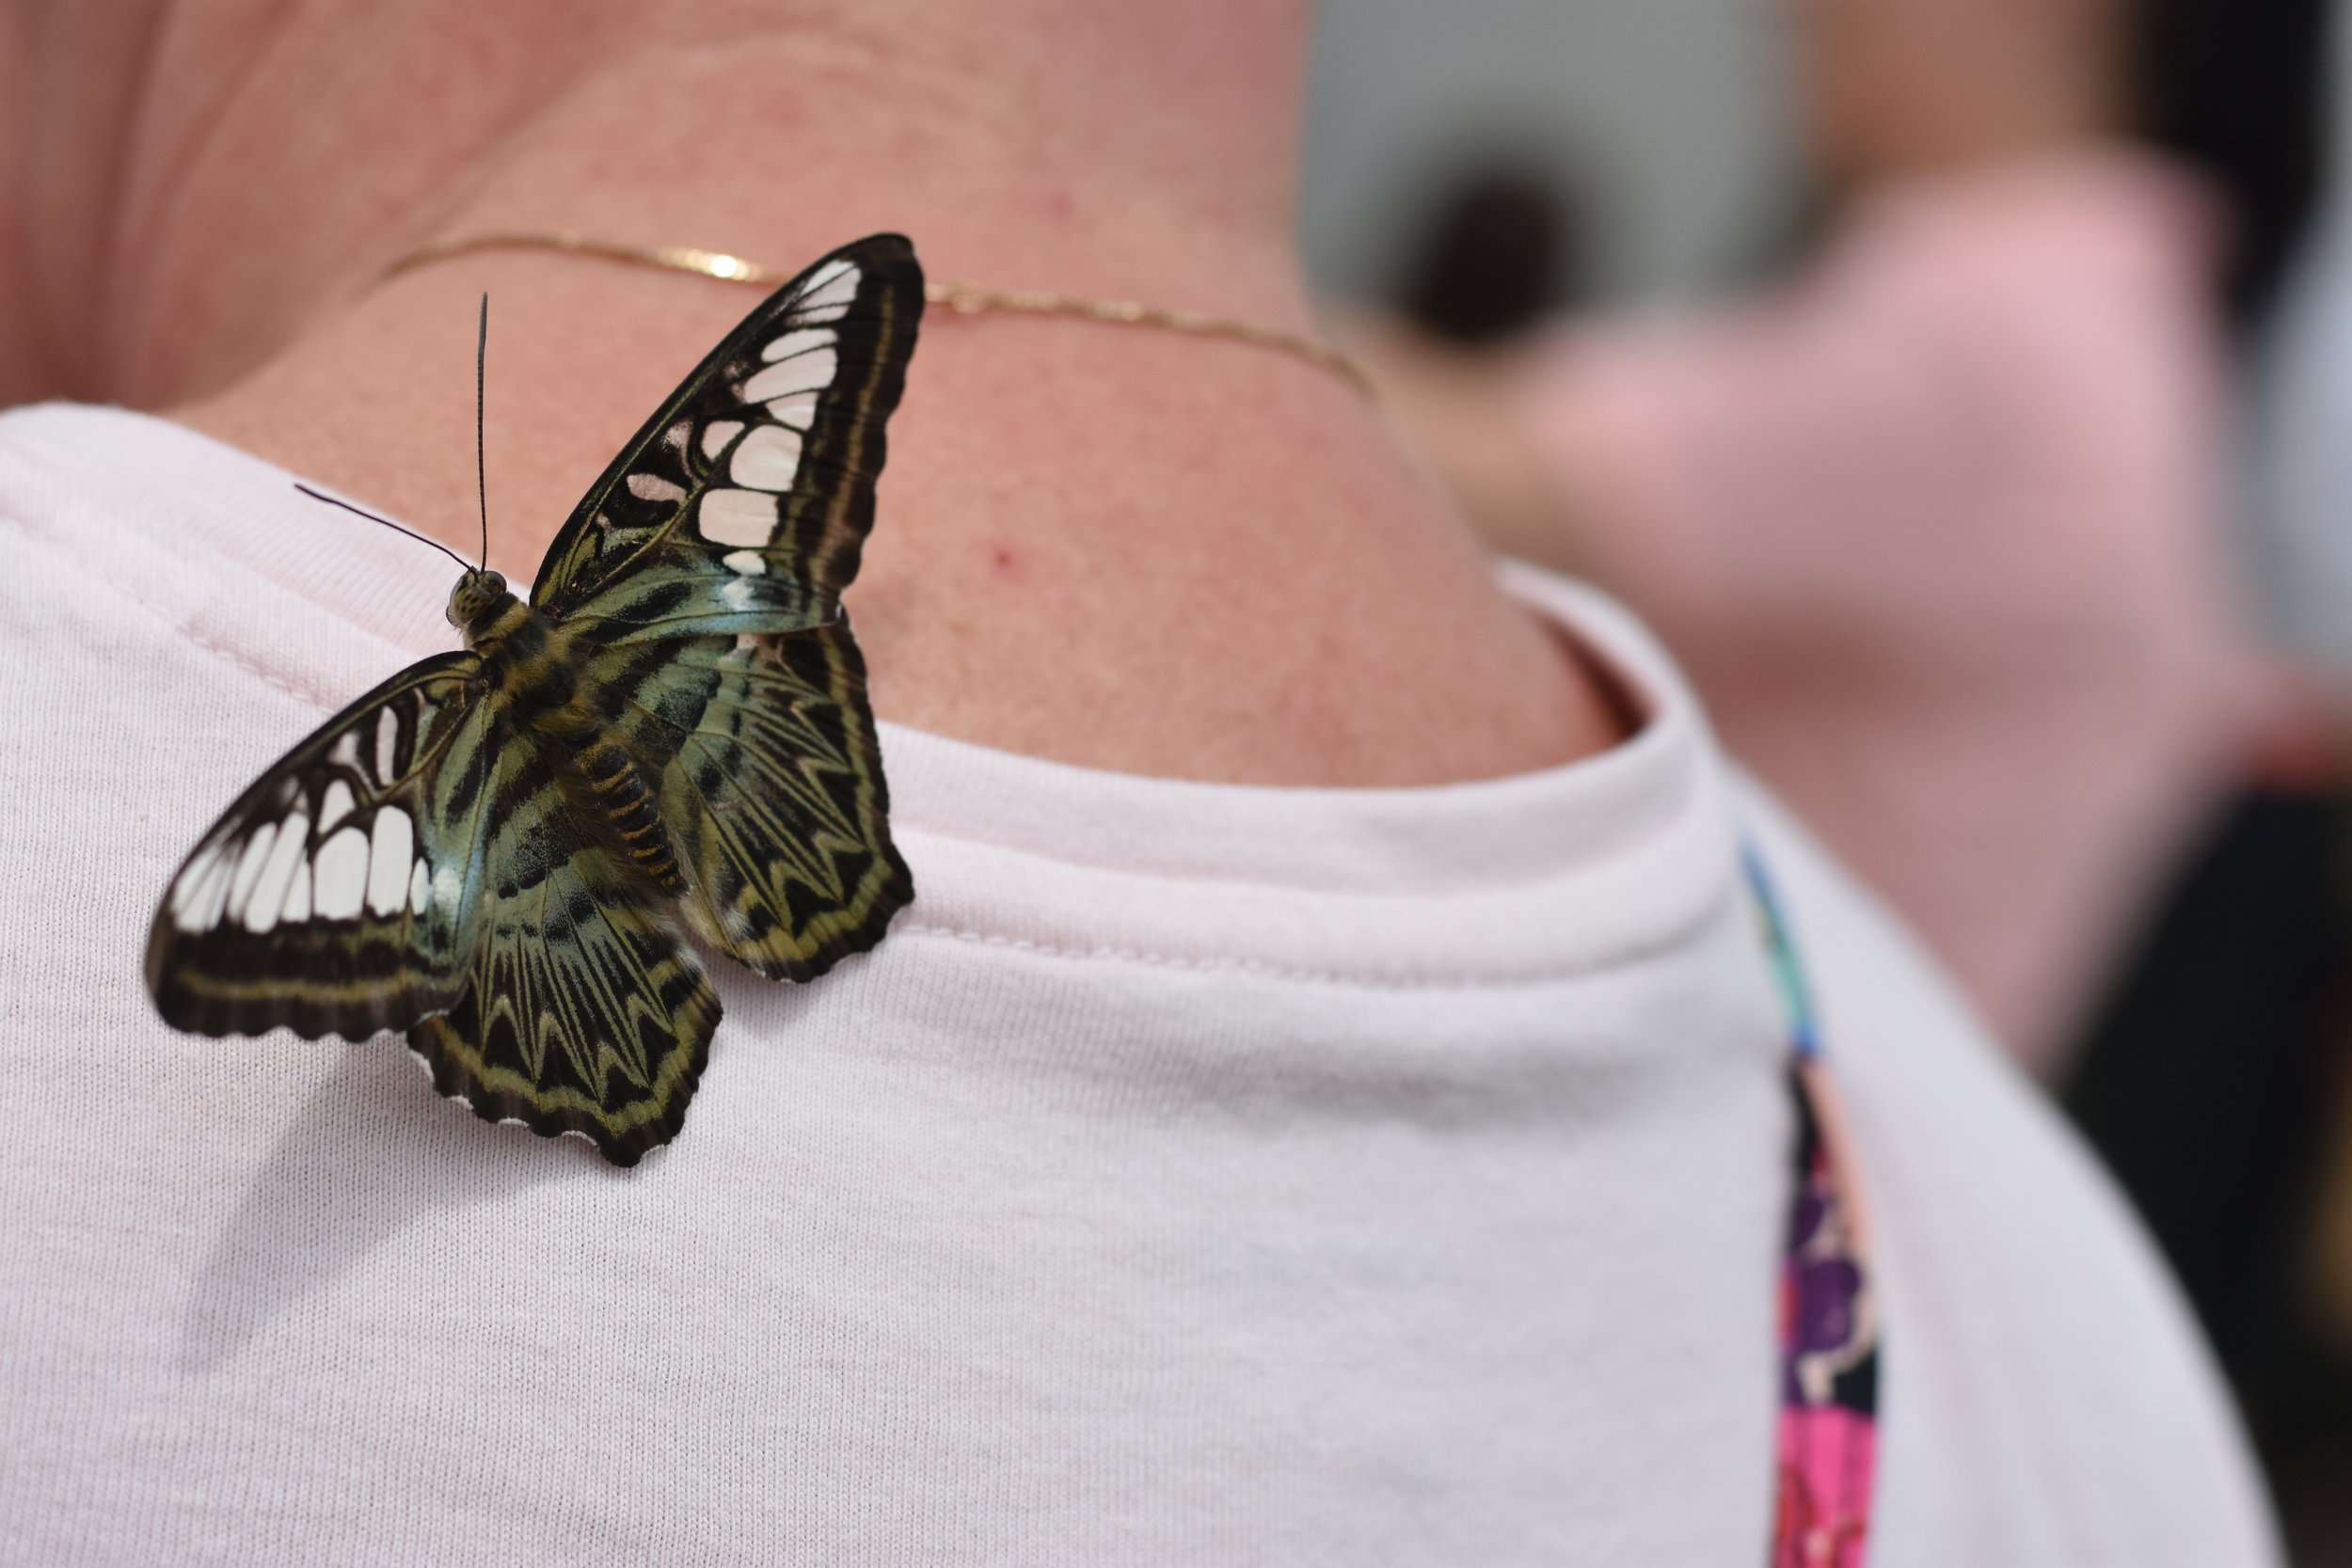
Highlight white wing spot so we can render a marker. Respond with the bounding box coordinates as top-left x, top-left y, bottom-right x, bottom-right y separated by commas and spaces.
328, 732, 361, 770
628, 473, 688, 504
171, 845, 231, 932
281, 858, 311, 924
408, 858, 432, 915
318, 778, 356, 833
373, 711, 399, 786
700, 420, 744, 461
698, 489, 775, 547
367, 808, 415, 917
804, 257, 856, 292
765, 390, 819, 432
720, 577, 758, 611
228, 825, 278, 926
743, 347, 837, 404
197, 860, 234, 930
760, 325, 835, 364
188, 874, 230, 930
169, 843, 221, 923
243, 814, 310, 933
432, 863, 464, 910
721, 550, 766, 576
728, 425, 803, 491
312, 828, 371, 920
796, 261, 859, 321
